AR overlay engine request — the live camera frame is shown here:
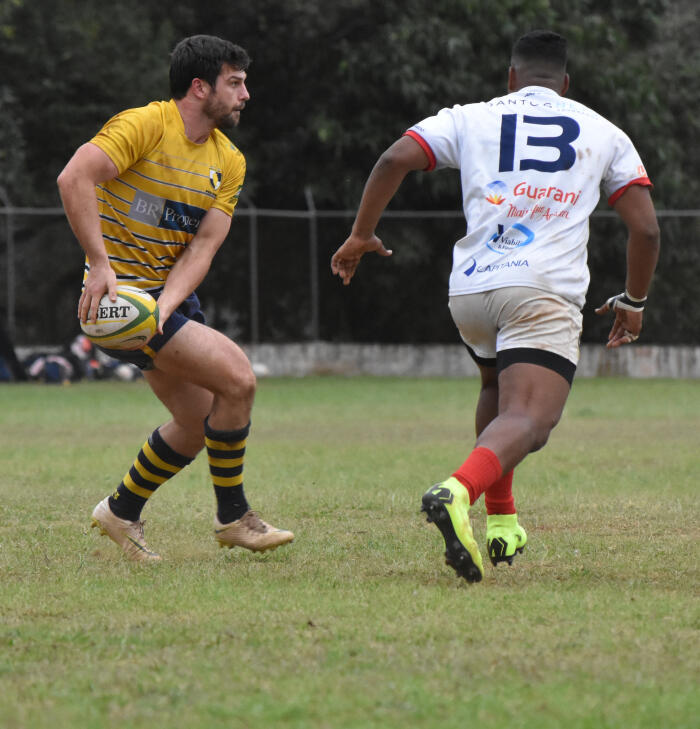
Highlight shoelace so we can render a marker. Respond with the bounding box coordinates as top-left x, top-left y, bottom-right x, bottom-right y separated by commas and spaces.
133, 520, 147, 541
242, 511, 268, 533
